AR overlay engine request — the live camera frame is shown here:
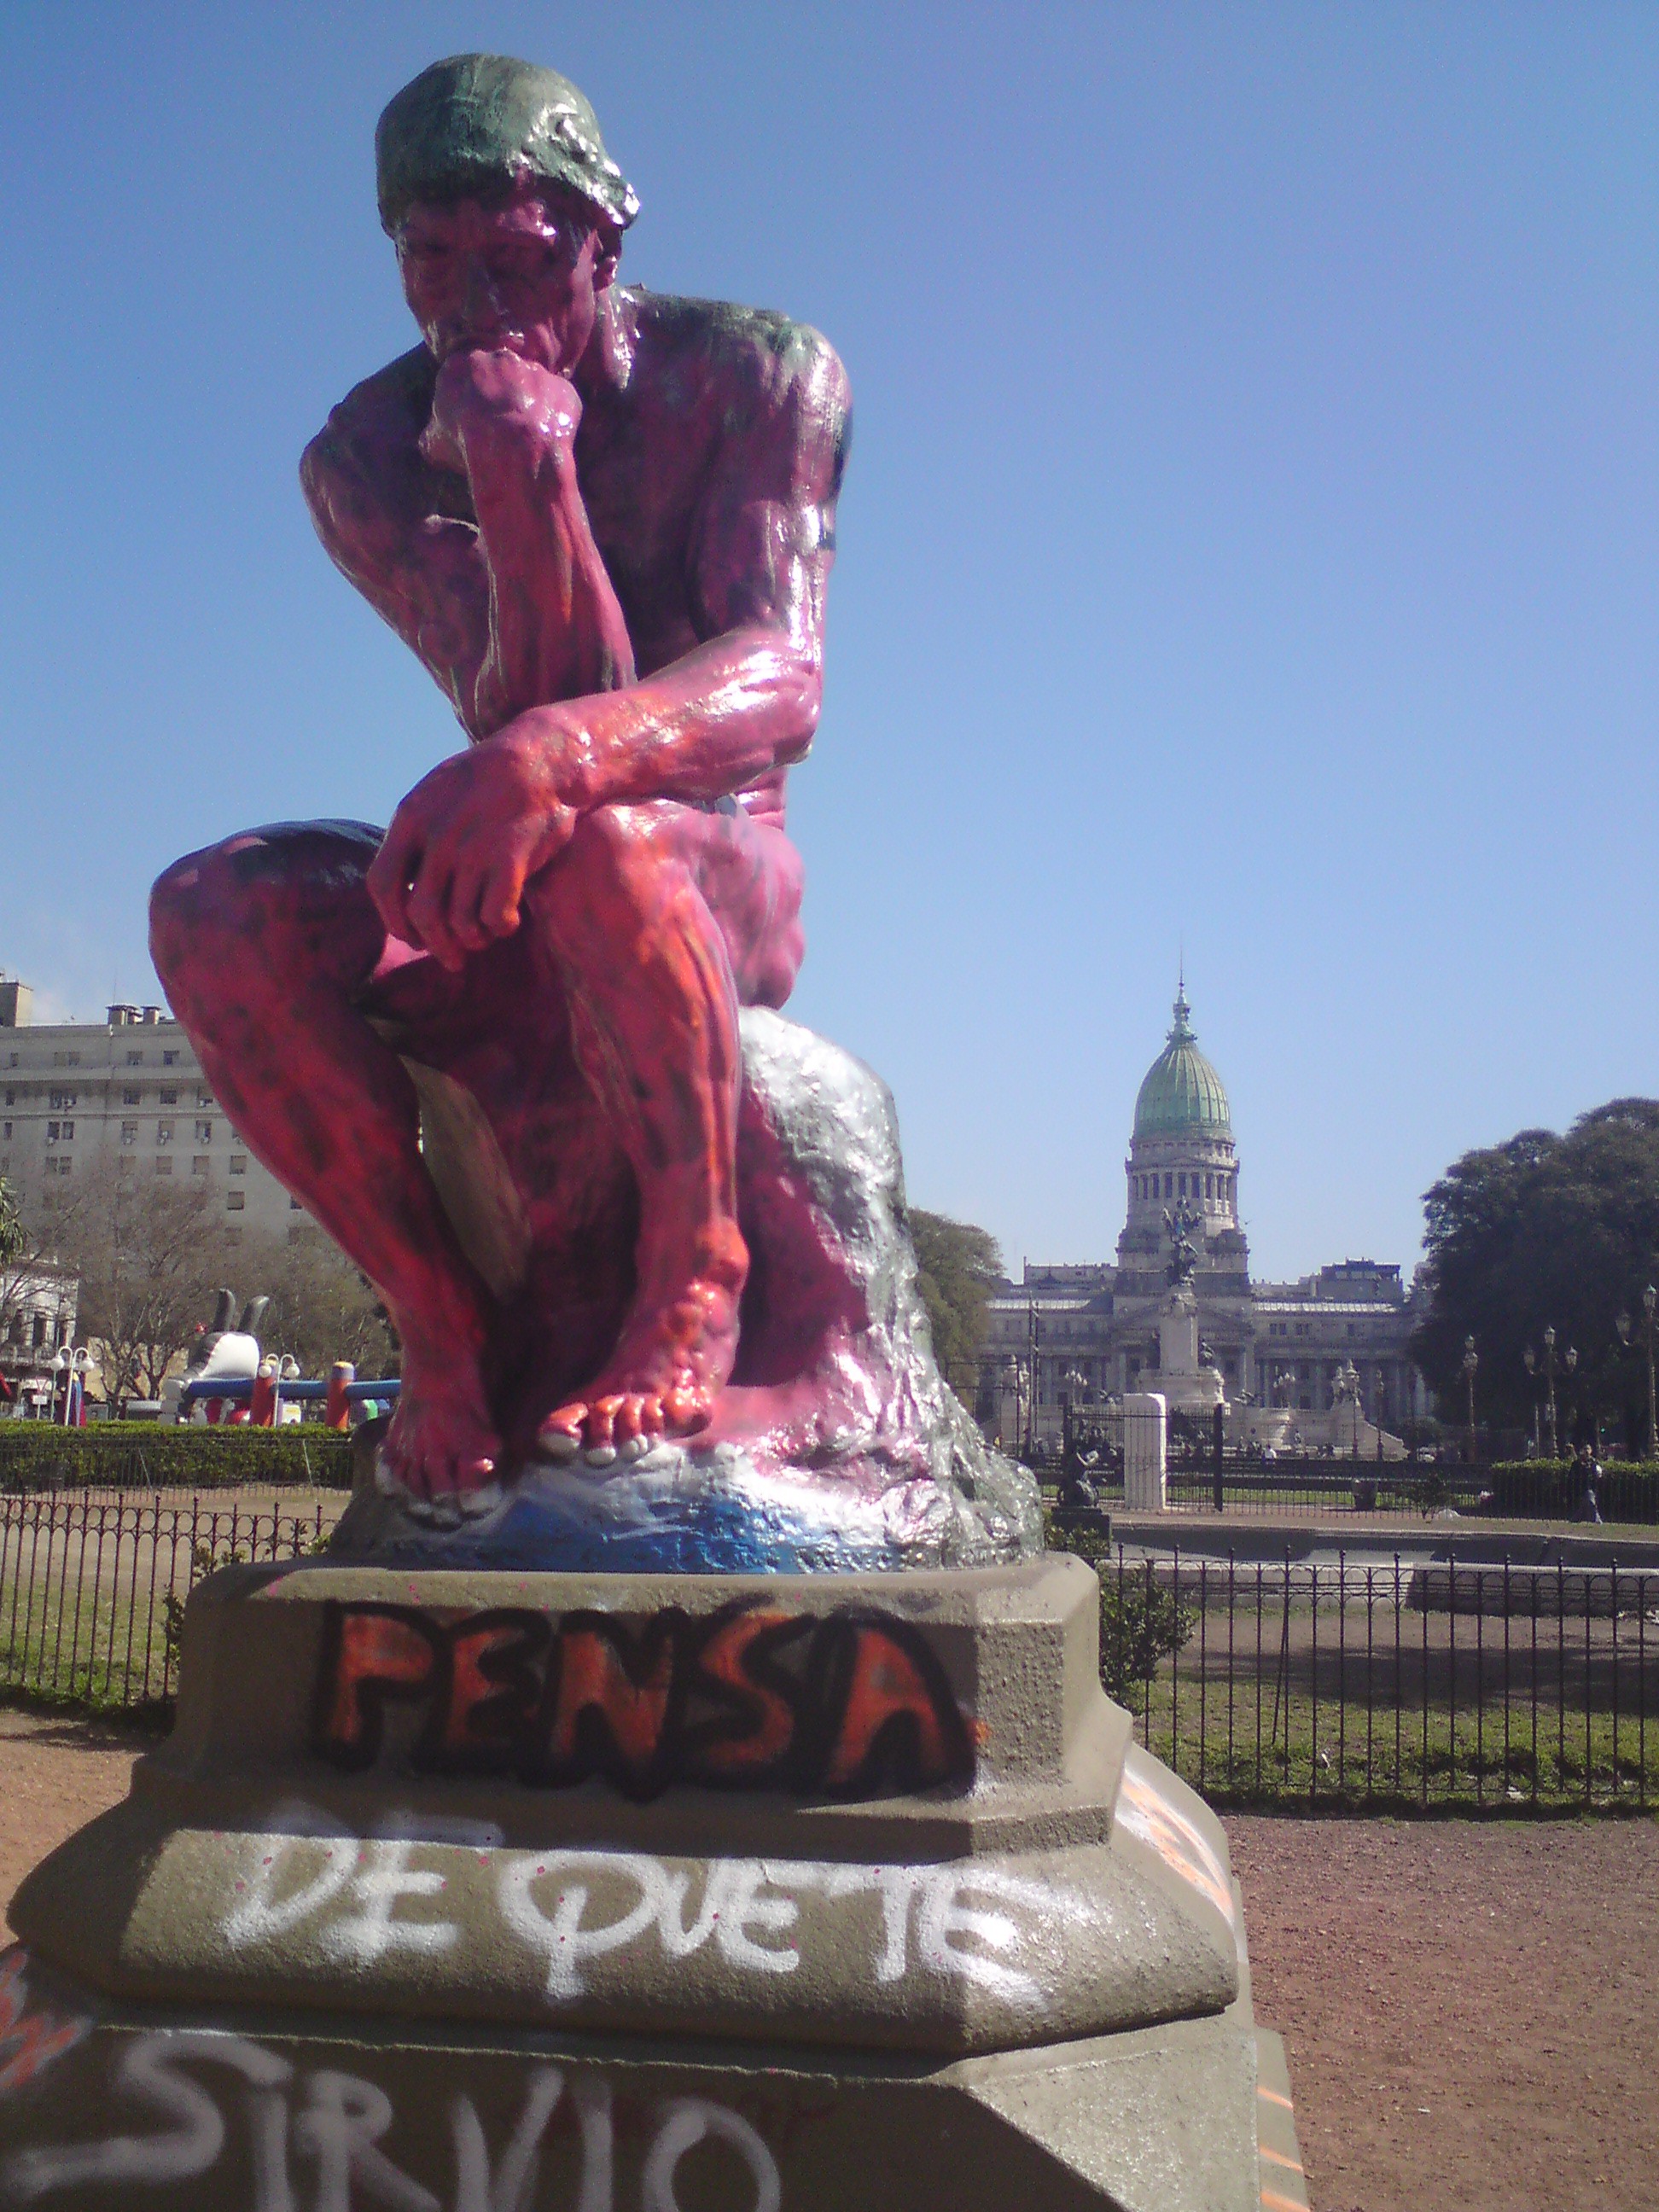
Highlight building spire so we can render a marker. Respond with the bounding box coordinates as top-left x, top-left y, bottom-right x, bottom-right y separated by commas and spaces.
1171, 956, 1192, 1041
